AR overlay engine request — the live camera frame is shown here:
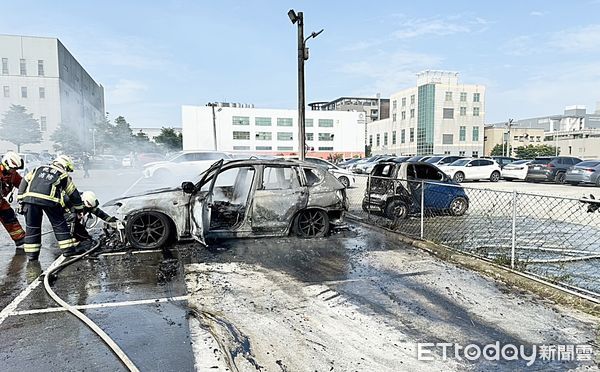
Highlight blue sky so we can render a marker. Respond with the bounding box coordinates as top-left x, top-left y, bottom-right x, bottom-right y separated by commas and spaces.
2, 0, 600, 127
